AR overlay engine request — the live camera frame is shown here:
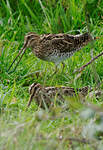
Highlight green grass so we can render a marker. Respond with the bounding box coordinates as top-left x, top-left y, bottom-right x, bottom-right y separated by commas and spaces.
0, 0, 103, 149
